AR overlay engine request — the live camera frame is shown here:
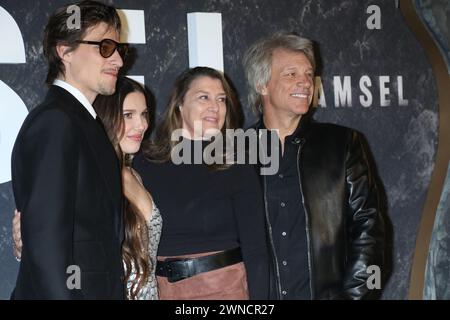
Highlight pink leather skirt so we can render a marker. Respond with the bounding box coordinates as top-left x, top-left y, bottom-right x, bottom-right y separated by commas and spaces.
156, 251, 249, 300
